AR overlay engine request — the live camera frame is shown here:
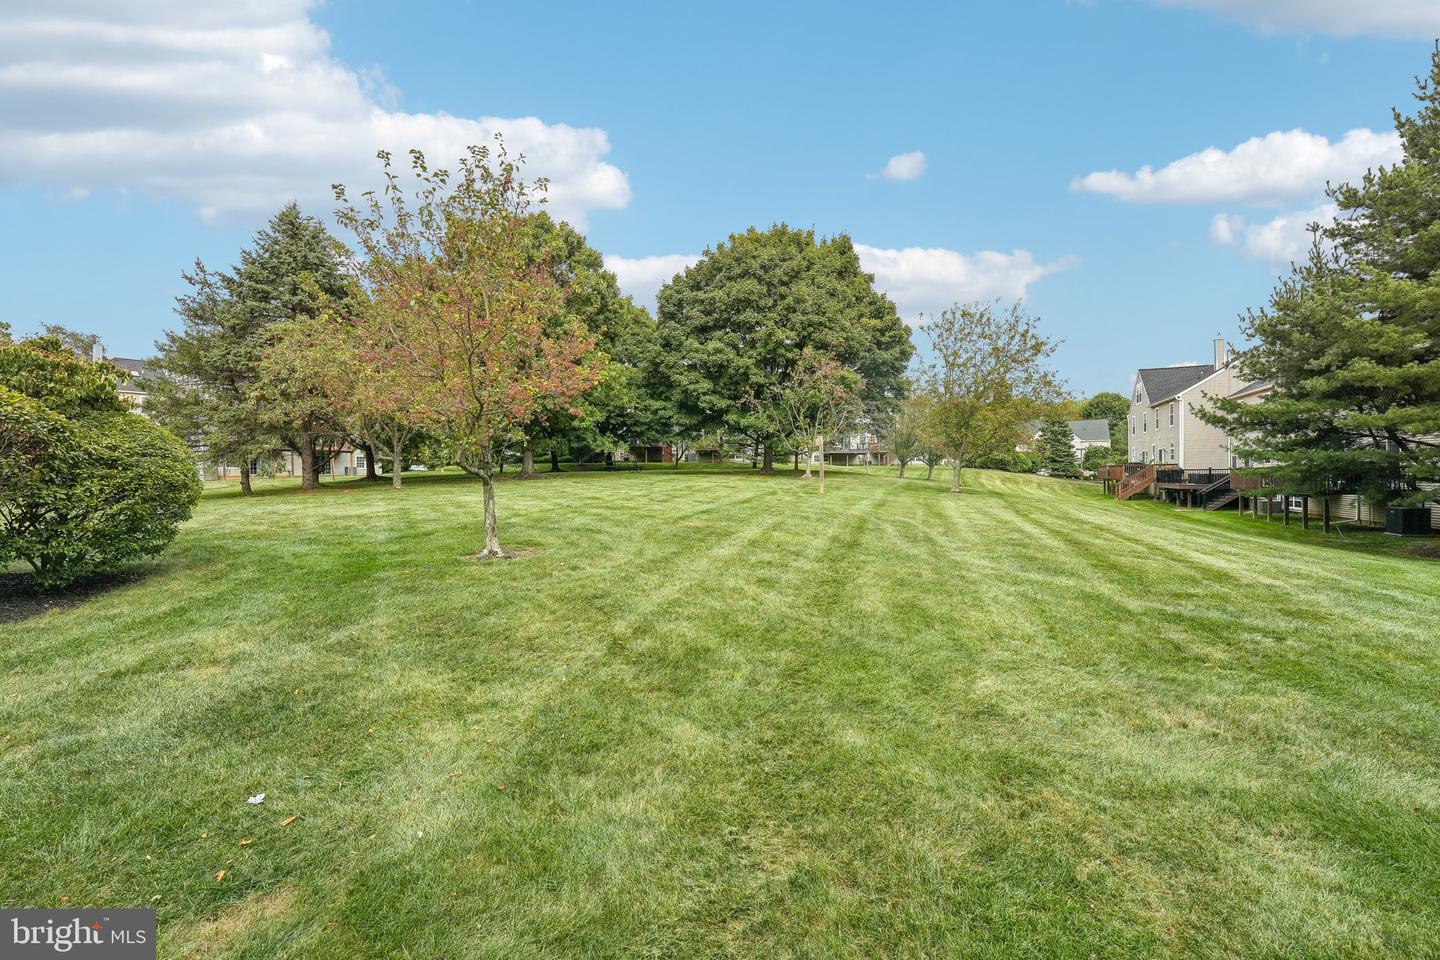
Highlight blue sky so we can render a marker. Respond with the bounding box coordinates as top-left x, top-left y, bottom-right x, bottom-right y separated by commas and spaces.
2, 0, 1438, 395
